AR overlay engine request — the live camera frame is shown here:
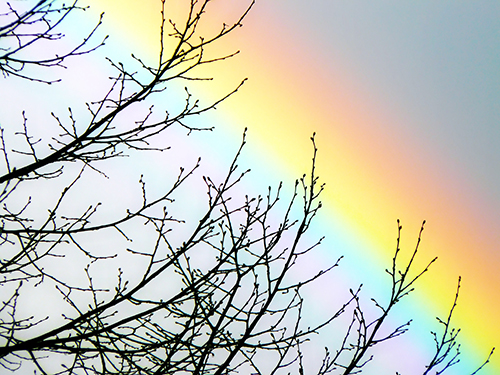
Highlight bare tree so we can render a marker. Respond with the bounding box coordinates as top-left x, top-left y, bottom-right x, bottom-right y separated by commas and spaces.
0, 0, 105, 83
0, 1, 494, 374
